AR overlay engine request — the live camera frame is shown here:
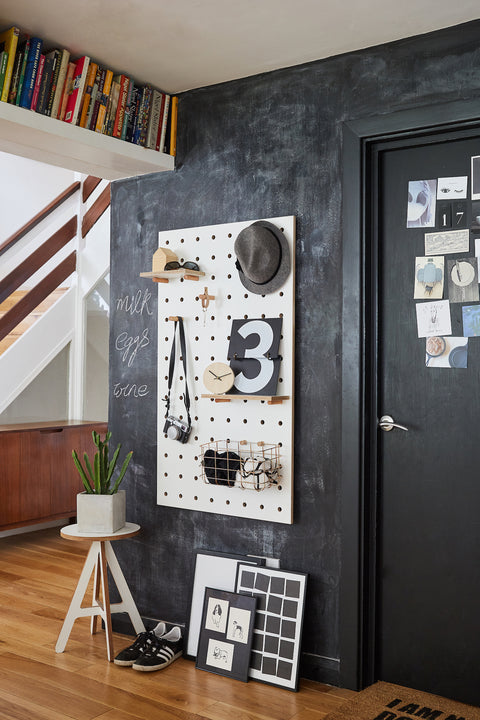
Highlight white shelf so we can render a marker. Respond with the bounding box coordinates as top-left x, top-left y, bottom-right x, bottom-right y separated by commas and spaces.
0, 101, 175, 181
